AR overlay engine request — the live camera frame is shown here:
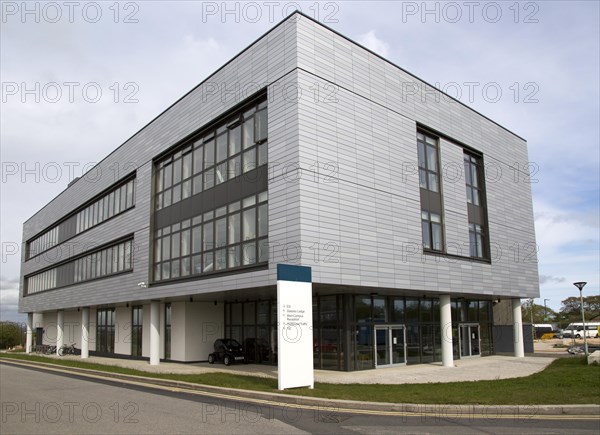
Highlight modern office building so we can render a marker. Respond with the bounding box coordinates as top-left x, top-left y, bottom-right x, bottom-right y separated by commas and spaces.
19, 12, 538, 371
